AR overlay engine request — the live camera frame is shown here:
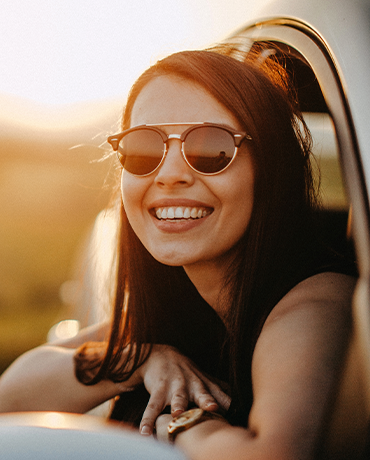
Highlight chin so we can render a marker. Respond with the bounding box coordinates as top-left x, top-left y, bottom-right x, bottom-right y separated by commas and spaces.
151, 254, 194, 267
147, 247, 198, 267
